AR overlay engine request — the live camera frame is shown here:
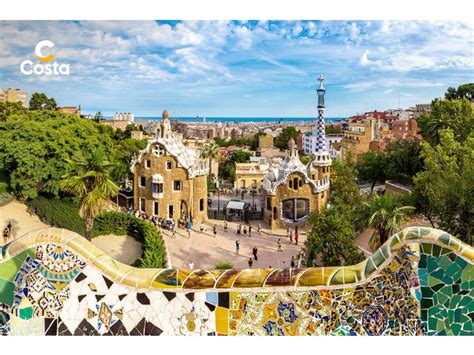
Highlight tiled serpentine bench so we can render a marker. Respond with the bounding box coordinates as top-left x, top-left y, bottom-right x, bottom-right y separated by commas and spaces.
0, 227, 472, 336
